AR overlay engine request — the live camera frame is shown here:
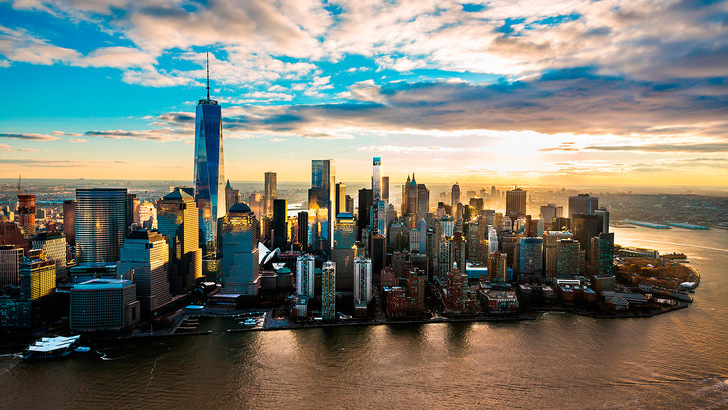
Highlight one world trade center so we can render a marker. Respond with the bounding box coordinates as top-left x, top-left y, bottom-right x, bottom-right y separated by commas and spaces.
194, 53, 225, 257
